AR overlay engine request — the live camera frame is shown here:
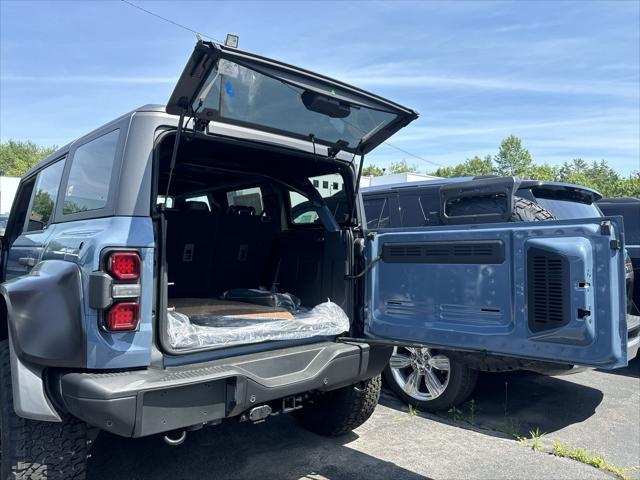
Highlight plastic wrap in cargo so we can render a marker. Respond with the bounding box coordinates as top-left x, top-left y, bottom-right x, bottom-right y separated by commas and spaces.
167, 301, 350, 349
